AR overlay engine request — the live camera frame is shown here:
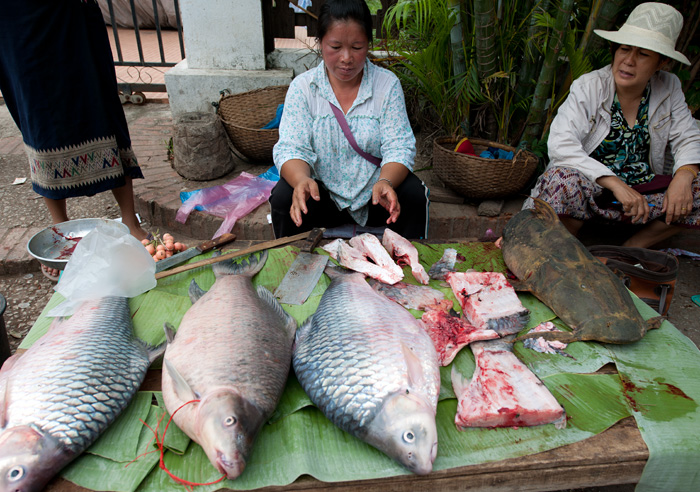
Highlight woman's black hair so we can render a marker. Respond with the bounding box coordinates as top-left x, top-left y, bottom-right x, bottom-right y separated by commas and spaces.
317, 0, 373, 45
610, 42, 669, 65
